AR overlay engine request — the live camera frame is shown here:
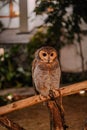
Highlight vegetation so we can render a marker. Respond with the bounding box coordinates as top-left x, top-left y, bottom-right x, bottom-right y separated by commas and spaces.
35, 0, 87, 44
0, 45, 31, 89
